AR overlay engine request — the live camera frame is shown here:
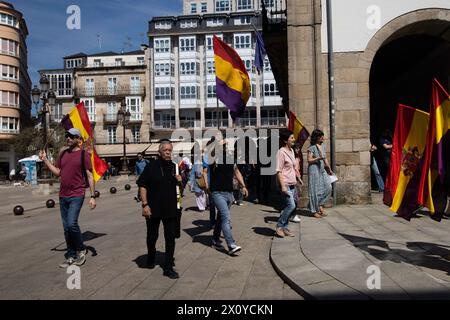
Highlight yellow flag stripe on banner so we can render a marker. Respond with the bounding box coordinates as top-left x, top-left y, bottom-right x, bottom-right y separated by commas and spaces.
214, 54, 251, 101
